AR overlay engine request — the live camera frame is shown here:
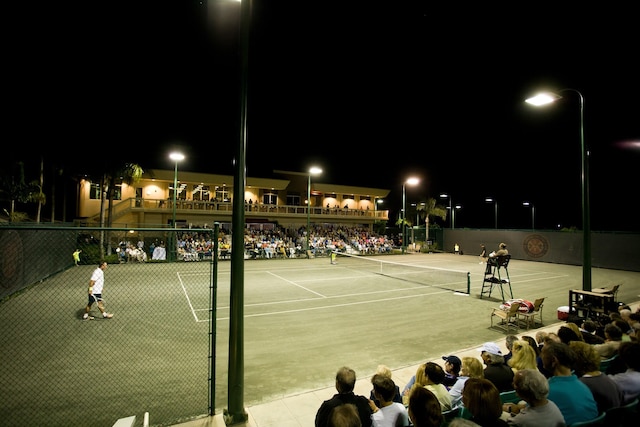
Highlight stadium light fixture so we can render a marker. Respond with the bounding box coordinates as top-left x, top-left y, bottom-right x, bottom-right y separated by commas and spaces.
526, 89, 590, 291
402, 177, 419, 254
